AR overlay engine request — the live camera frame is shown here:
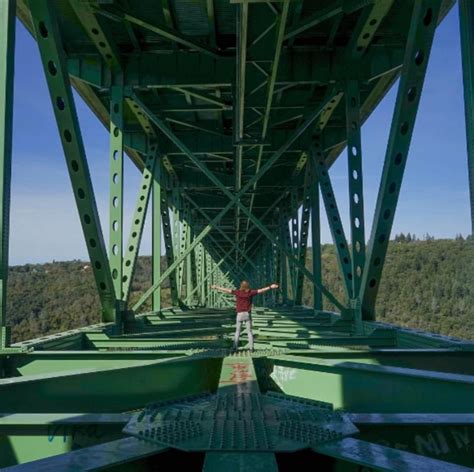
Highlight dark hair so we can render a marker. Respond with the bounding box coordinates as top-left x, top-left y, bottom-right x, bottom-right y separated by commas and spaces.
240, 280, 250, 292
